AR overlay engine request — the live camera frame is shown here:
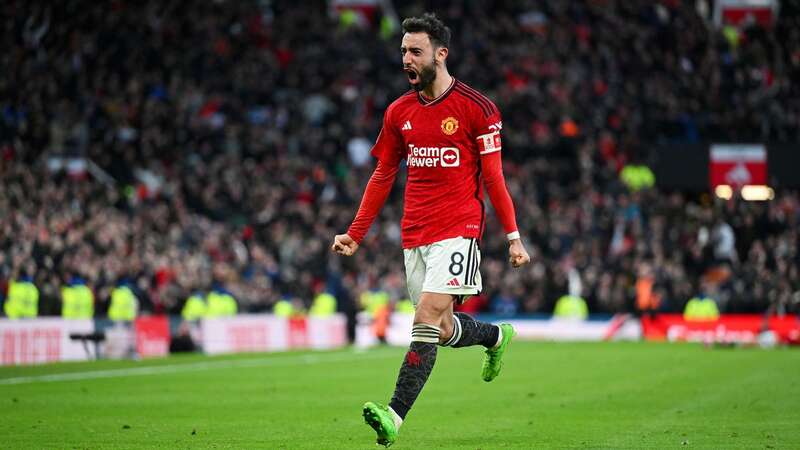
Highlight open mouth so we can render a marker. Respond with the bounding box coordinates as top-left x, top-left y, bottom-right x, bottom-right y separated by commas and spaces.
405, 68, 418, 82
